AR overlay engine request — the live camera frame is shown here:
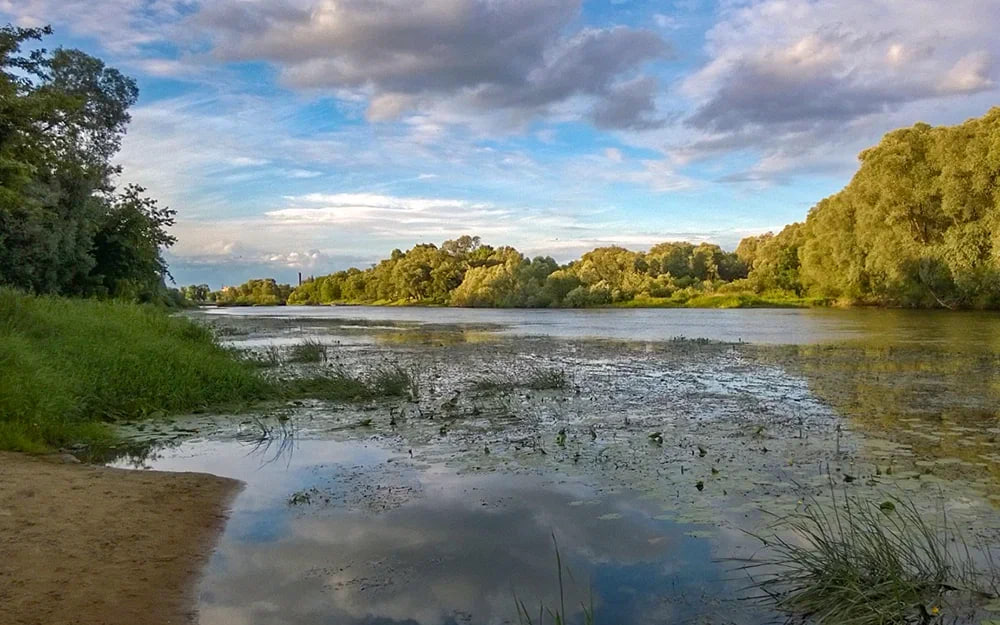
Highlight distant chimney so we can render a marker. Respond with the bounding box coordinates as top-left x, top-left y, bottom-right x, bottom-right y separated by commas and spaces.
298, 272, 302, 286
